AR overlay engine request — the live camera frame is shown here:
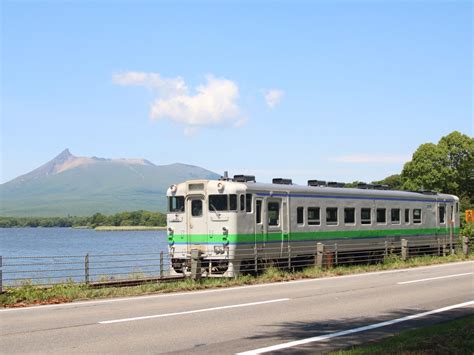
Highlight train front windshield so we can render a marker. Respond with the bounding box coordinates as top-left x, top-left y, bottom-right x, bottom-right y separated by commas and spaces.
169, 196, 185, 212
